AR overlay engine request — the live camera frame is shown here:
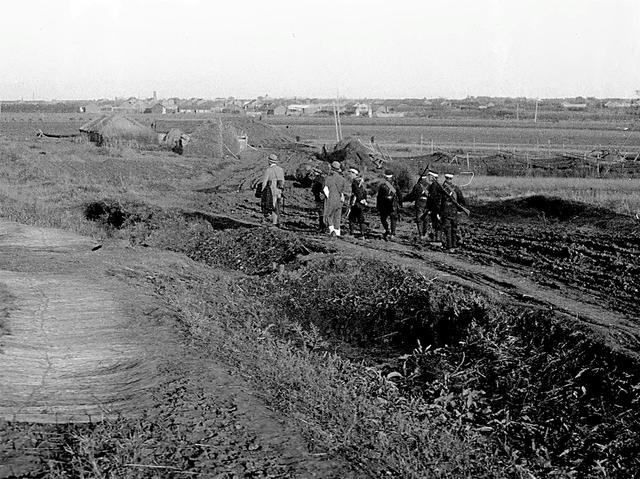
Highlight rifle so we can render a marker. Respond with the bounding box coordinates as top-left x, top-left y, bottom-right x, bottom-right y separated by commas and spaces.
435, 179, 470, 216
